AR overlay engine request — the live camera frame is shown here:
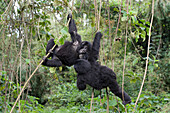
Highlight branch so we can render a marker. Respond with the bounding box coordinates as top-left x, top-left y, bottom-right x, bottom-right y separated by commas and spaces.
122, 0, 129, 112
